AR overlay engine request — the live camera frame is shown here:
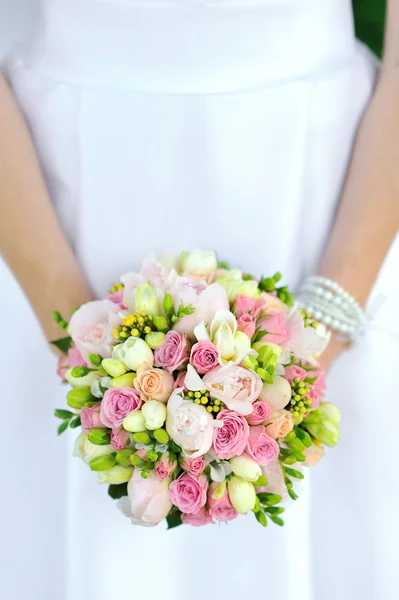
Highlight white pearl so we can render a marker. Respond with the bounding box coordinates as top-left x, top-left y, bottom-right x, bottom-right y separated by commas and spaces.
324, 315, 332, 325
314, 310, 322, 319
